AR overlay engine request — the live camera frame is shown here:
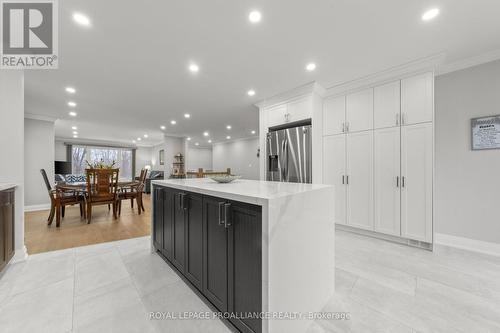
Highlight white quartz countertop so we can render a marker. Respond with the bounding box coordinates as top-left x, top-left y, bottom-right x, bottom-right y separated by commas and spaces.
0, 183, 17, 191
152, 178, 331, 203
